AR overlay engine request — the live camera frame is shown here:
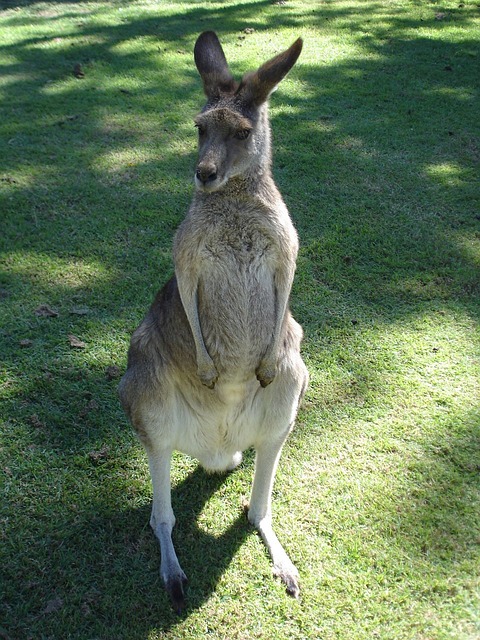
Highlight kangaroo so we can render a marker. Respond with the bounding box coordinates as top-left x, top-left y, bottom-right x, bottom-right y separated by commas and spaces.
119, 31, 308, 612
